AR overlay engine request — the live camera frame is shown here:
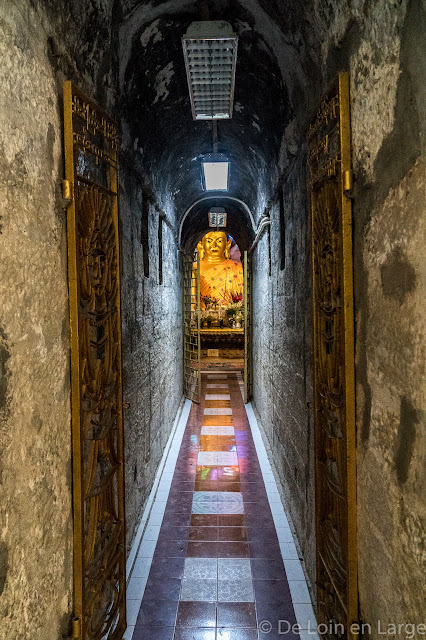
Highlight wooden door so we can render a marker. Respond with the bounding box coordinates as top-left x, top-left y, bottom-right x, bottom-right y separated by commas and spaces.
243, 251, 252, 404
63, 82, 126, 640
309, 72, 358, 639
183, 251, 201, 402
